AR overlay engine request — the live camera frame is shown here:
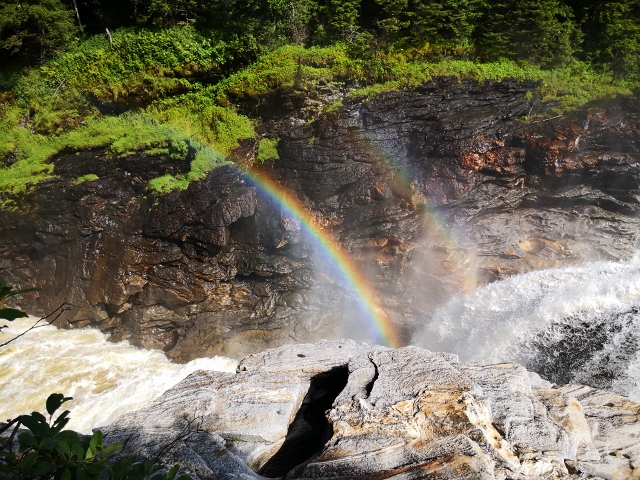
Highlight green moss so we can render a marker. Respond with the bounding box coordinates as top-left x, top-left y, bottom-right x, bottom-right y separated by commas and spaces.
349, 58, 632, 114
256, 137, 280, 163
0, 106, 253, 196
147, 145, 227, 193
75, 174, 99, 184
324, 99, 343, 113
0, 30, 635, 200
